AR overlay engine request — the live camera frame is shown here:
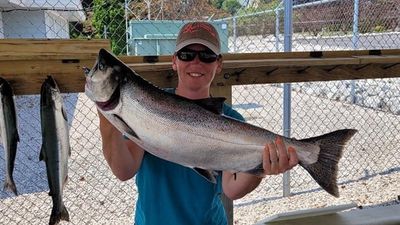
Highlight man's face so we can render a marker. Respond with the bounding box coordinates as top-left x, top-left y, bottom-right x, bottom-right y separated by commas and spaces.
172, 44, 222, 93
